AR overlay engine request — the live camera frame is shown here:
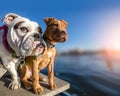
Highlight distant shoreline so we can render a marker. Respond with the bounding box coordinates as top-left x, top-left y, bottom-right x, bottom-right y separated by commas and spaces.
57, 49, 120, 57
